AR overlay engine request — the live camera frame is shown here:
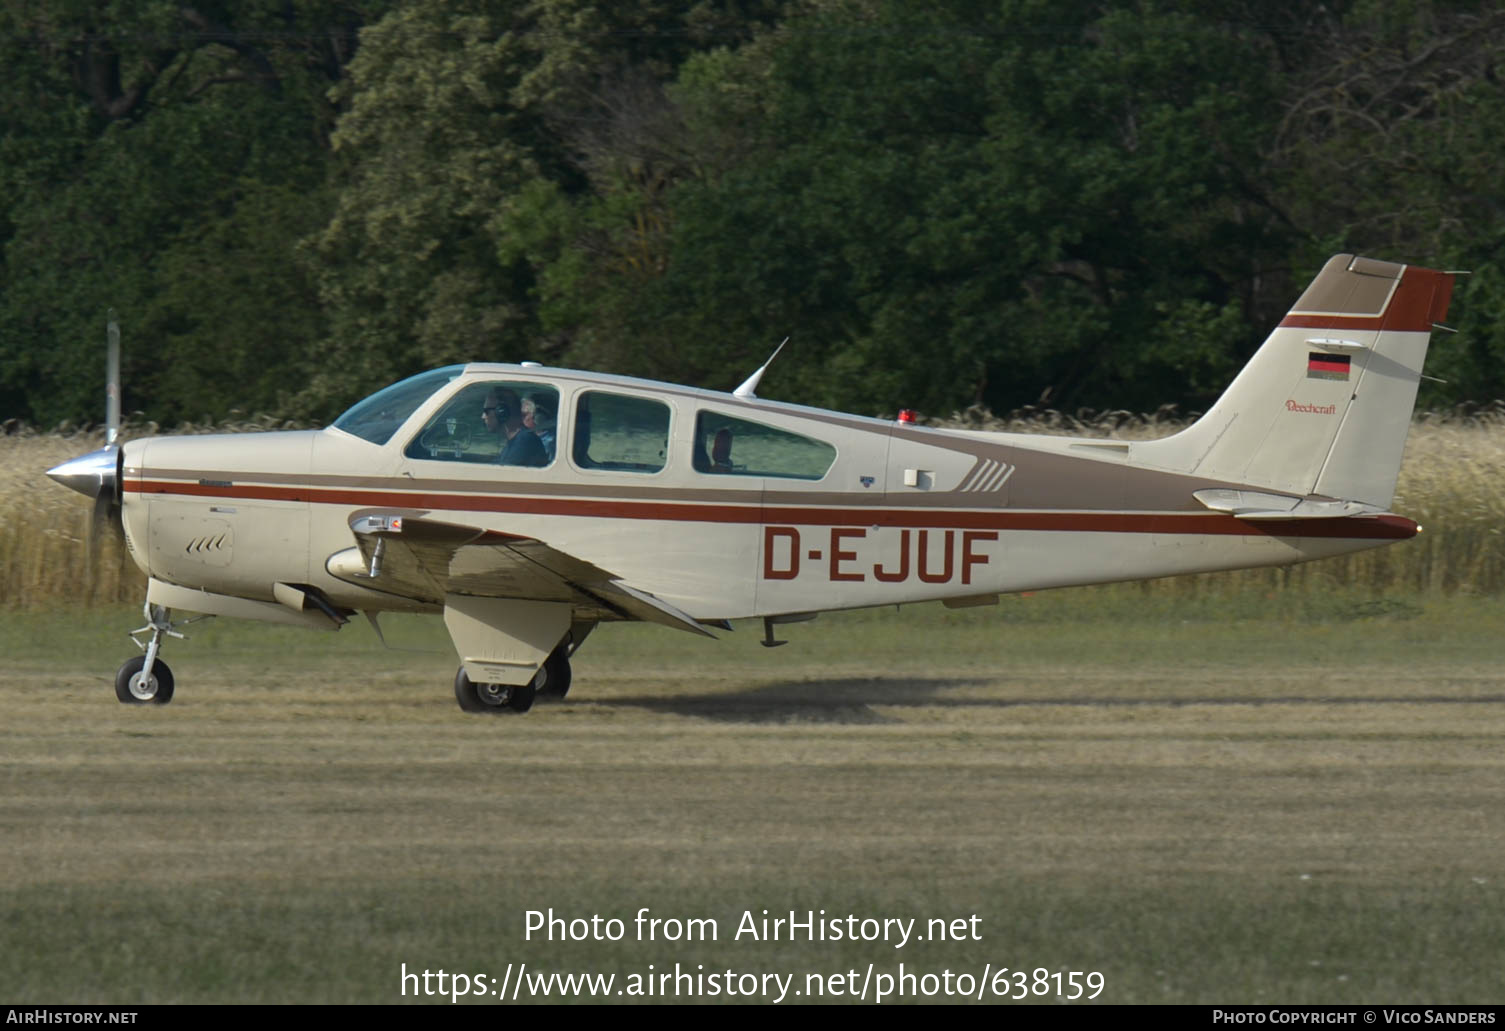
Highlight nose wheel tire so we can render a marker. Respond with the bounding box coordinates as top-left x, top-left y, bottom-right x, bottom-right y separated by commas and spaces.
115, 655, 175, 705
454, 668, 536, 714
